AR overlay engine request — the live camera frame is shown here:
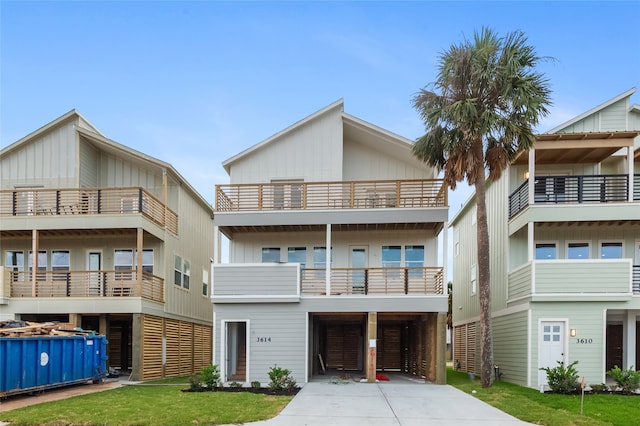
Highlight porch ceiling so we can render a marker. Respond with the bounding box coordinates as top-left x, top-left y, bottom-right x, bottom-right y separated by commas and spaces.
0, 228, 154, 239
535, 220, 640, 228
219, 222, 443, 239
512, 131, 640, 165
